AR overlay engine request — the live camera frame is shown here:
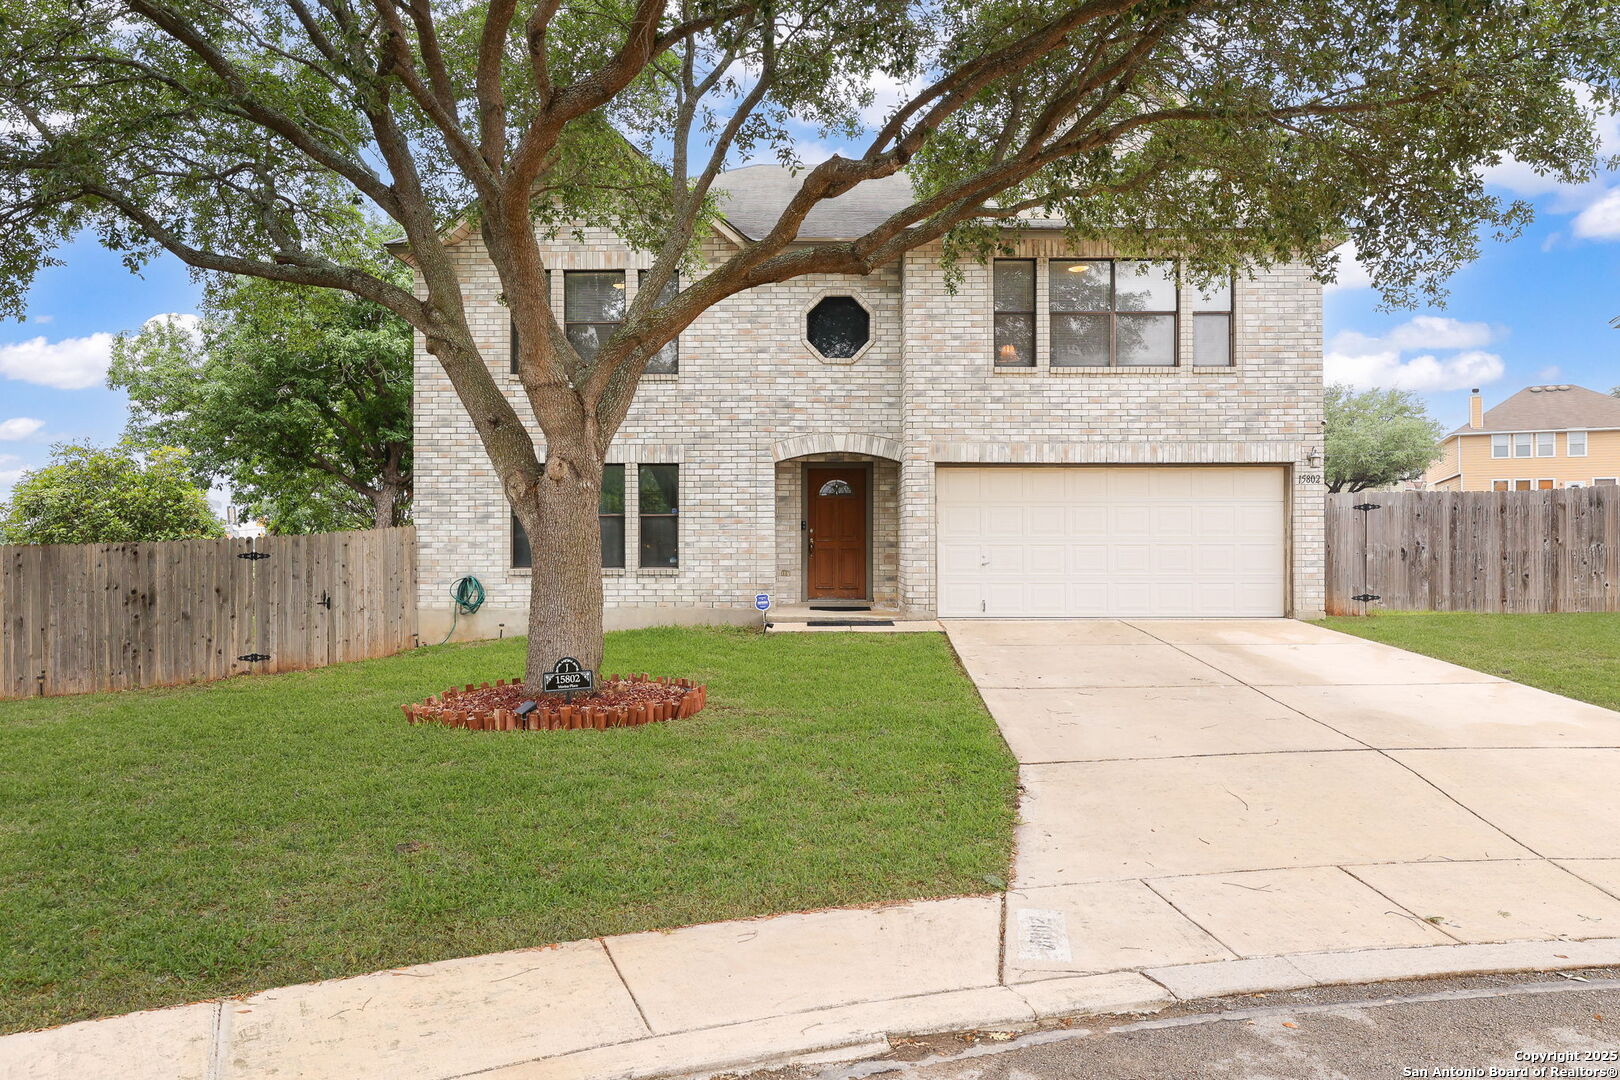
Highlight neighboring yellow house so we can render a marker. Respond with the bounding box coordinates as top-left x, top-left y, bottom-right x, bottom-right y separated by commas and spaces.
1425, 384, 1620, 491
